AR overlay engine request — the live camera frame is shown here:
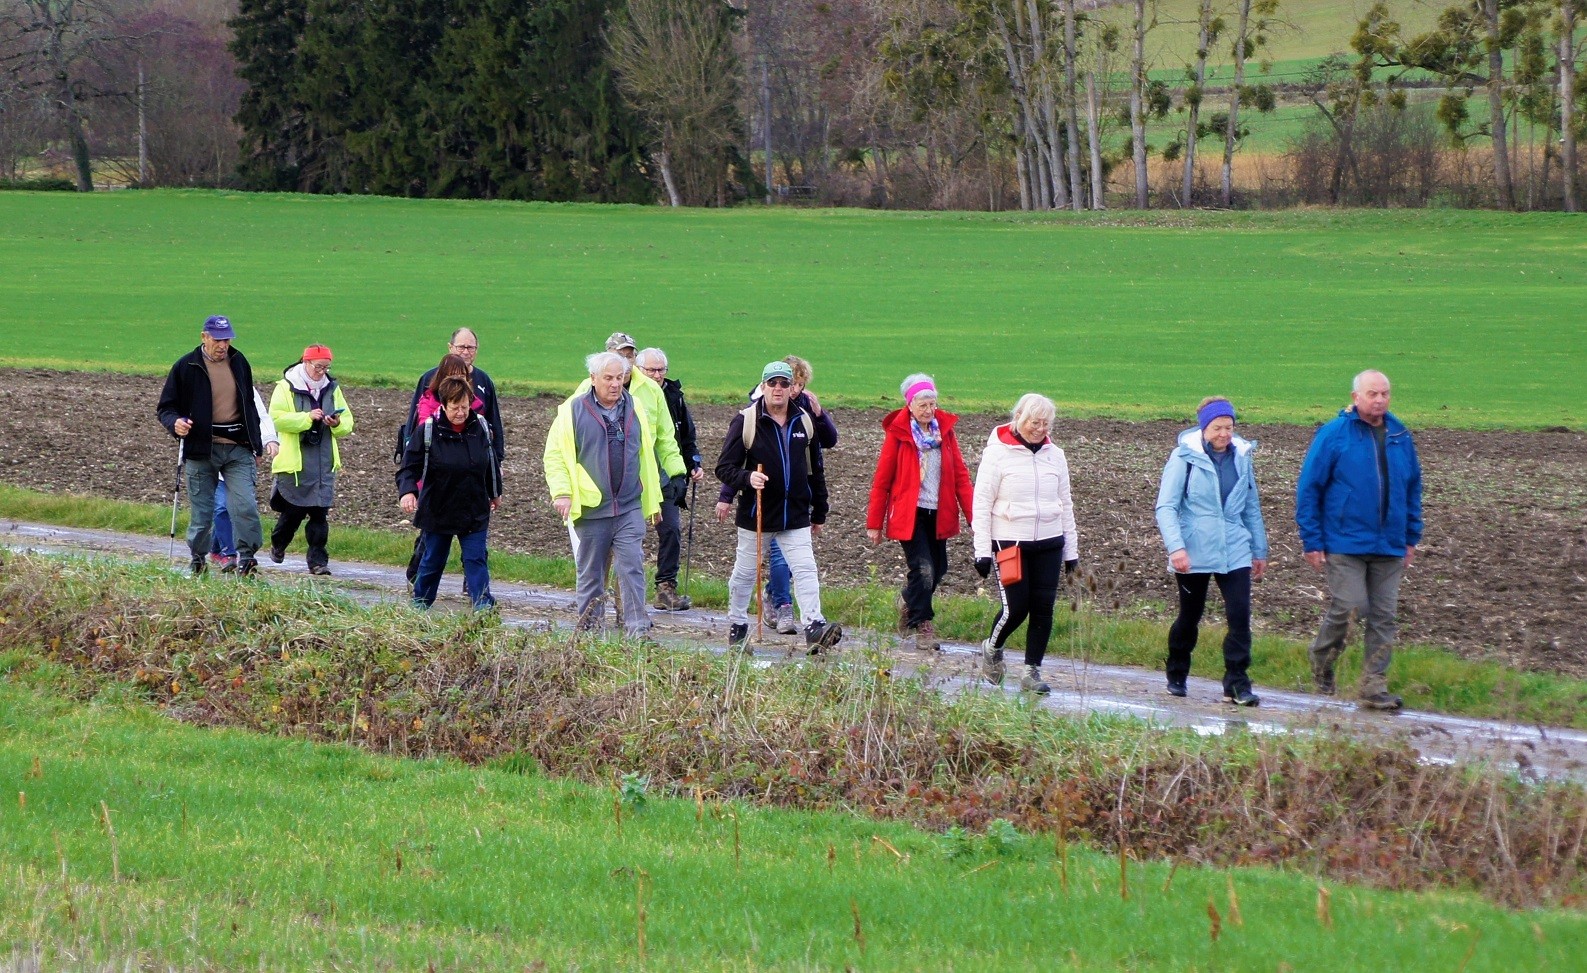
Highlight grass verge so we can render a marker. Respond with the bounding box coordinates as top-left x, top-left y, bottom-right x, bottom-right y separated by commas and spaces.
2, 552, 1587, 920
4, 679, 1583, 971
6, 482, 1586, 729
